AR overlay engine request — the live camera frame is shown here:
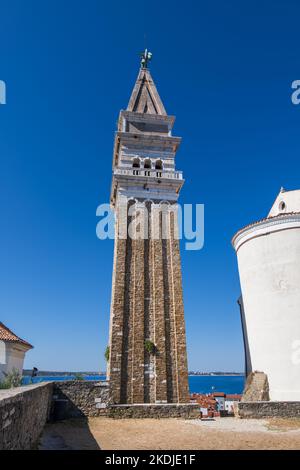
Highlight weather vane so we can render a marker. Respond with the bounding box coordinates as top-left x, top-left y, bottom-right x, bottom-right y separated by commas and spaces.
140, 49, 152, 69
